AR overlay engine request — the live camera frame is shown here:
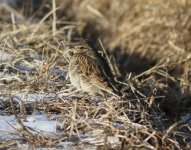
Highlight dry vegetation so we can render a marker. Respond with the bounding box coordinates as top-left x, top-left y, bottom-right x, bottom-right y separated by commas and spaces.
0, 0, 191, 149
